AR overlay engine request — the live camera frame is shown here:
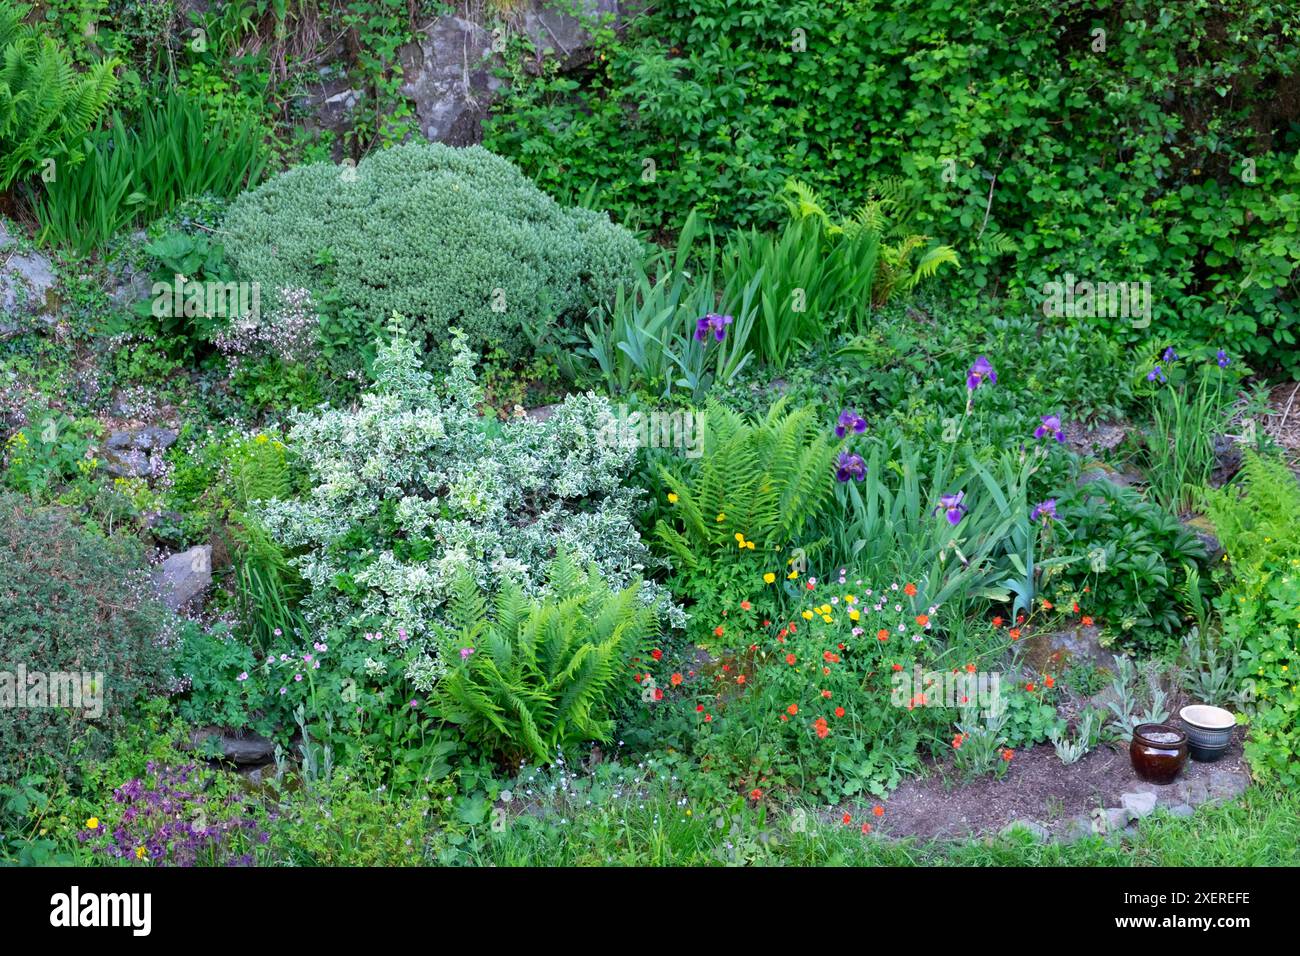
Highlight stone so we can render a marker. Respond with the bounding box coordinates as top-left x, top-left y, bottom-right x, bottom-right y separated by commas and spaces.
999, 819, 1049, 842
152, 545, 212, 611
399, 2, 624, 146
101, 427, 178, 478
1, 237, 57, 325
1180, 513, 1223, 563
1167, 803, 1195, 818
1210, 433, 1242, 487
1091, 806, 1136, 834
1059, 815, 1096, 843
191, 727, 277, 765
1022, 624, 1112, 674
1120, 791, 1158, 818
